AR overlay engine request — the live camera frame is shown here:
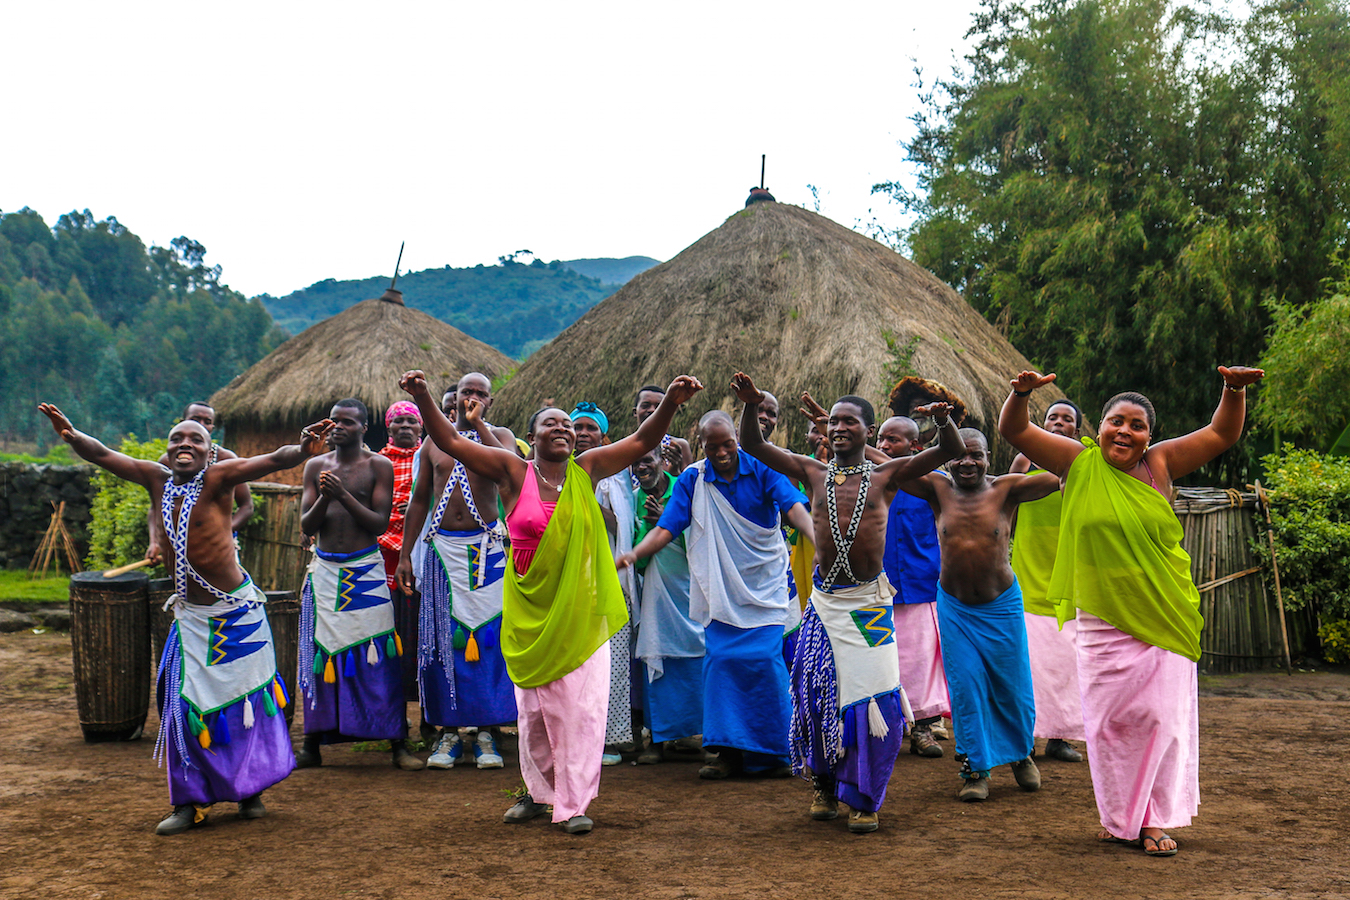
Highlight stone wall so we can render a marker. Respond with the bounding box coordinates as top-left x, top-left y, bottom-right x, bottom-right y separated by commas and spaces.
0, 463, 95, 569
